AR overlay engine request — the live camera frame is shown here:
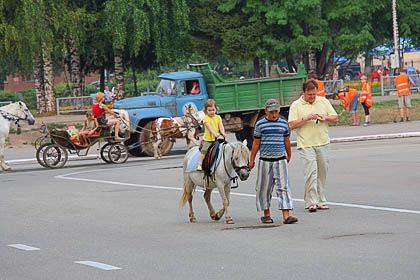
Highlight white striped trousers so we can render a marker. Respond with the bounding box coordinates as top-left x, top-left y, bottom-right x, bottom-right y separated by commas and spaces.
255, 159, 293, 211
